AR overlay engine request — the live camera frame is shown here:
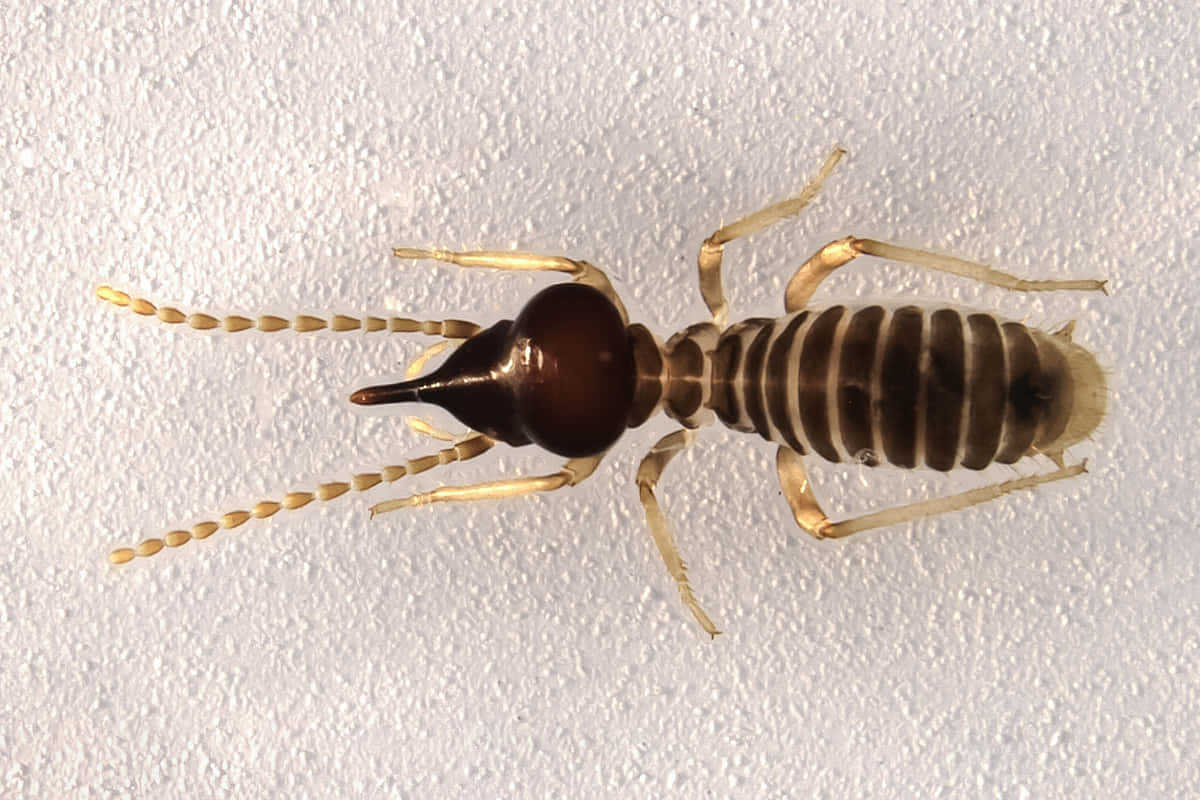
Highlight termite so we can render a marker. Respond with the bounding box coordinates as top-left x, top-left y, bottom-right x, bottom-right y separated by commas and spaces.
99, 147, 1107, 636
